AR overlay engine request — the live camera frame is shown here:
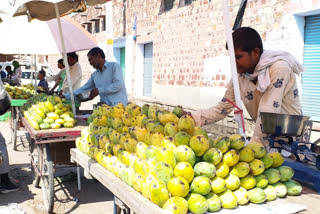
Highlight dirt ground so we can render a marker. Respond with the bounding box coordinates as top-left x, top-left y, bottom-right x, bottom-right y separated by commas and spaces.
1, 115, 320, 214
0, 120, 114, 214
